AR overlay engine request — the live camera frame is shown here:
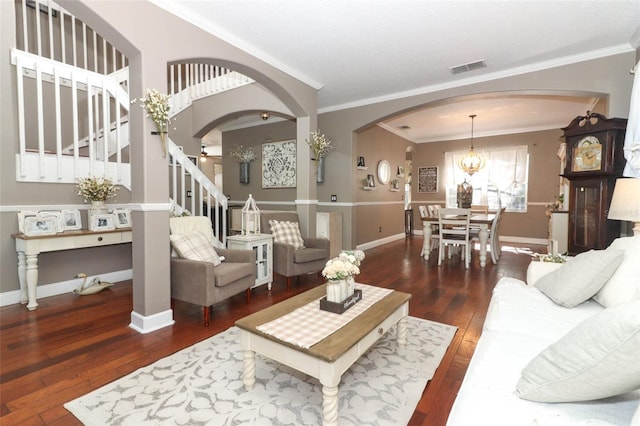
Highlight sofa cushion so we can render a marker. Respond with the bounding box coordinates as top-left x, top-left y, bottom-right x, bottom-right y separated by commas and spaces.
269, 220, 305, 249
214, 262, 253, 287
594, 236, 640, 308
534, 249, 624, 308
293, 247, 327, 264
516, 299, 640, 403
169, 232, 222, 266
